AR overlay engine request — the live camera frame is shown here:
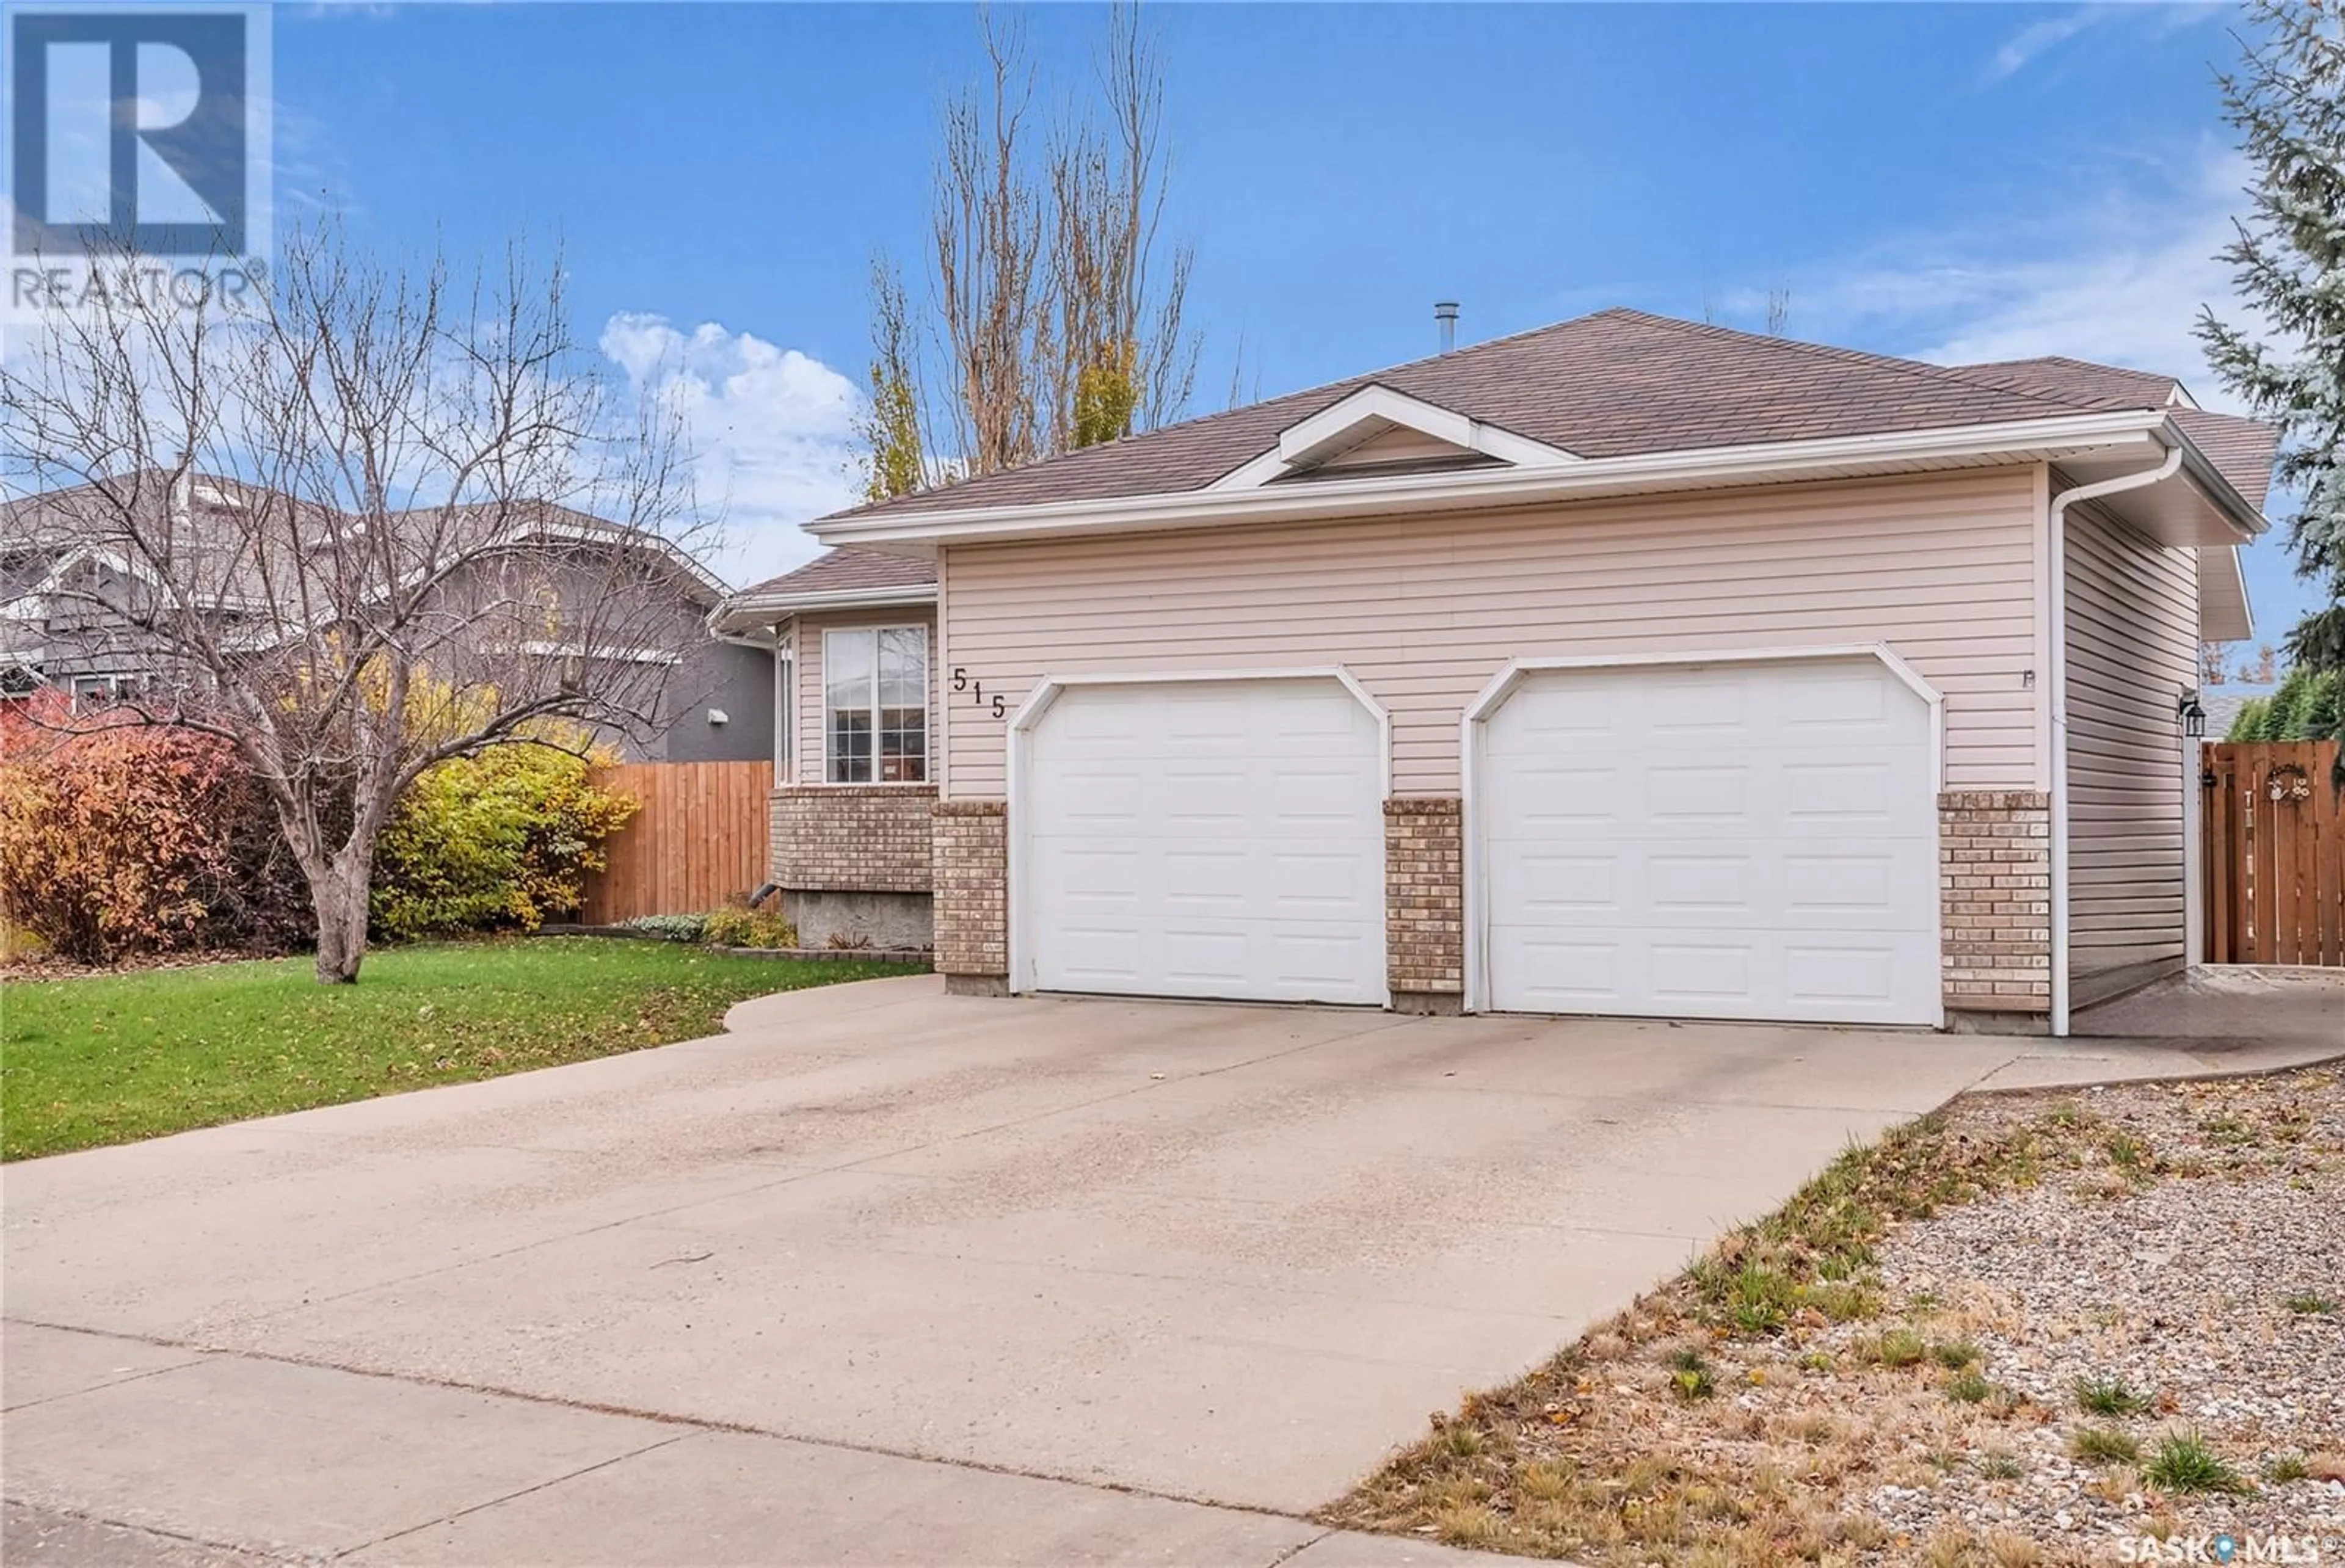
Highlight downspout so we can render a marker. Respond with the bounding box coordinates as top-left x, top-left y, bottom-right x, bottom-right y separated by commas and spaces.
2045, 442, 2183, 1037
